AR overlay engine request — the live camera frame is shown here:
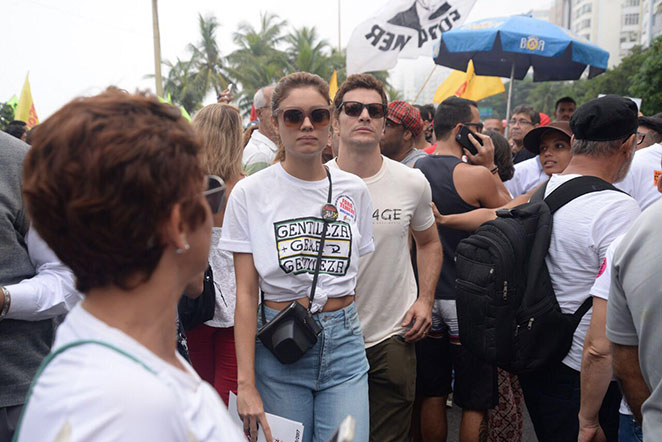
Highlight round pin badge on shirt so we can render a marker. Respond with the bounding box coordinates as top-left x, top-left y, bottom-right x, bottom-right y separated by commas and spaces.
321, 203, 338, 222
